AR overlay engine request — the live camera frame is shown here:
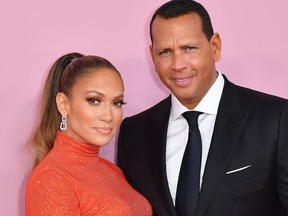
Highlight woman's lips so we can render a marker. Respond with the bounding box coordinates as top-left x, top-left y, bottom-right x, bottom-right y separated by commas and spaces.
94, 127, 112, 135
